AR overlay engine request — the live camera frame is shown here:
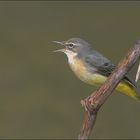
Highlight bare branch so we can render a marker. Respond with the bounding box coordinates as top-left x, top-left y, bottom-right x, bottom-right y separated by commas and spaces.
78, 38, 140, 140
